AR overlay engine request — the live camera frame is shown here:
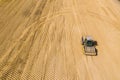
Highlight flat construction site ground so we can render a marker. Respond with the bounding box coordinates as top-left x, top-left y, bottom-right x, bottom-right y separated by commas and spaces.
0, 0, 120, 80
